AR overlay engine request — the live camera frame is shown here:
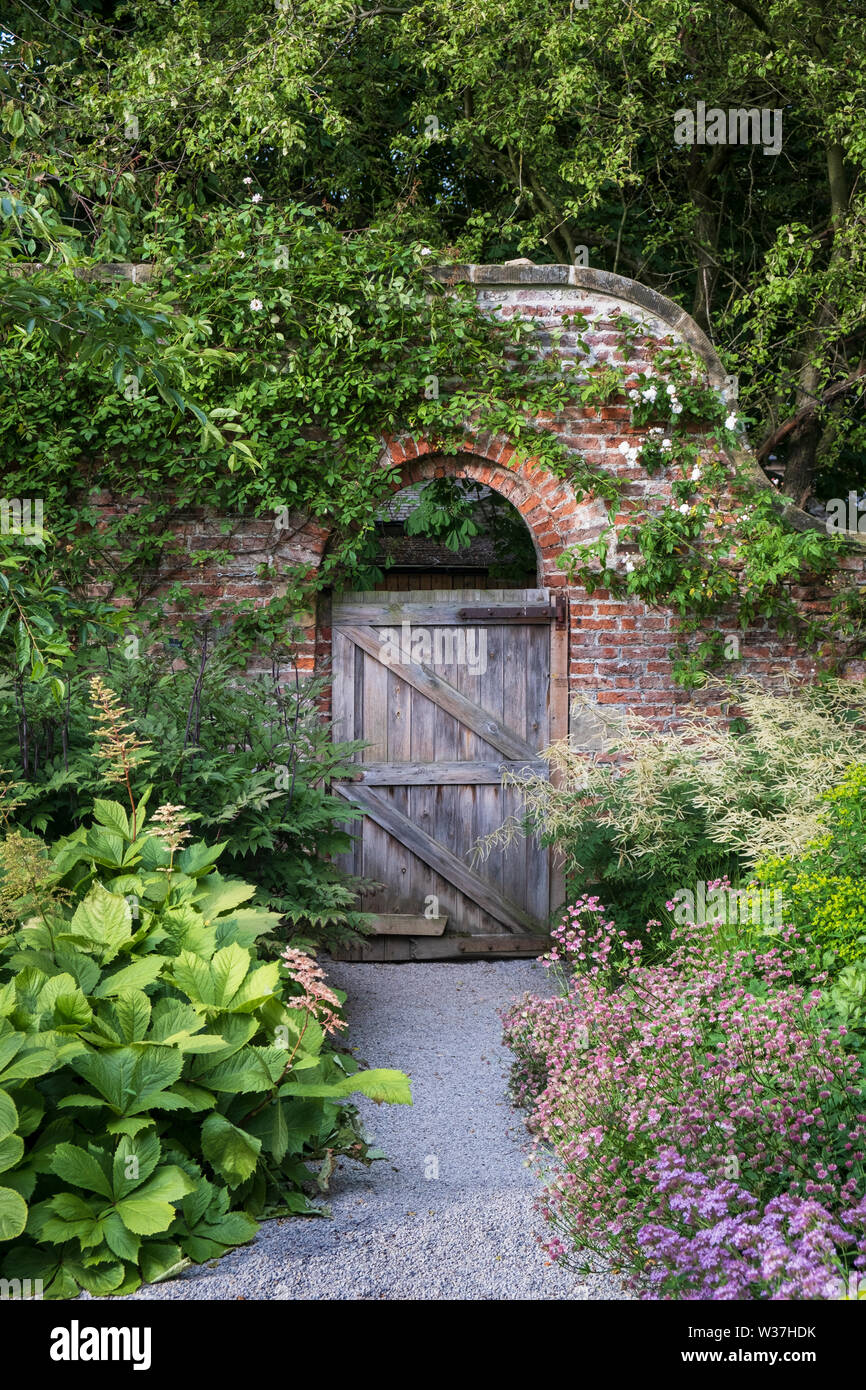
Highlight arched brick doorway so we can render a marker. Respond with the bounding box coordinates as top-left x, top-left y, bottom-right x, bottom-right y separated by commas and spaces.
320, 444, 571, 960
